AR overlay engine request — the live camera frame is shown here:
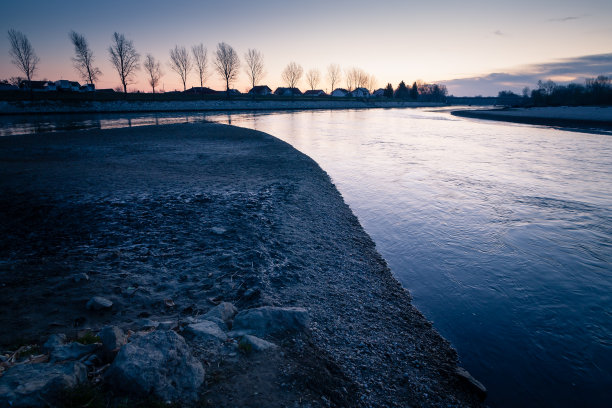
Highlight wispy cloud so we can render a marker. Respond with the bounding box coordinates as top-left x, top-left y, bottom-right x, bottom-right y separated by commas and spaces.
548, 15, 587, 22
441, 53, 612, 96
493, 30, 505, 36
